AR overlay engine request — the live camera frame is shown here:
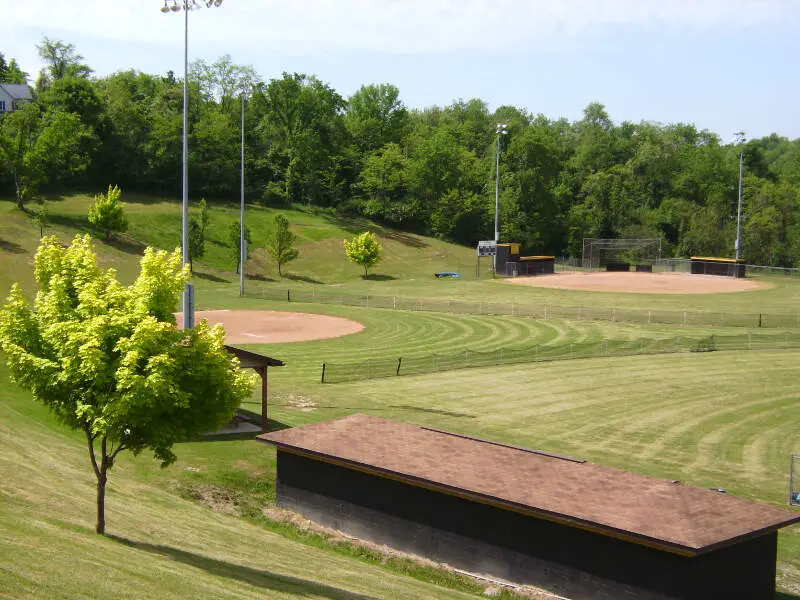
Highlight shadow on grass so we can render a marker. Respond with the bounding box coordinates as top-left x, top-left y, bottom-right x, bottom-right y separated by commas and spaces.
105, 235, 148, 256
382, 231, 428, 248
285, 273, 324, 285
193, 270, 231, 283
246, 273, 277, 282
776, 593, 800, 600
390, 405, 476, 419
0, 239, 26, 254
49, 213, 91, 232
108, 536, 376, 600
362, 274, 396, 282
